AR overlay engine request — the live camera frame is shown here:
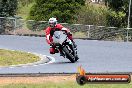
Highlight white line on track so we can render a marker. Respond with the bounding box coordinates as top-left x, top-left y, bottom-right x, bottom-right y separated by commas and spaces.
45, 56, 56, 64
